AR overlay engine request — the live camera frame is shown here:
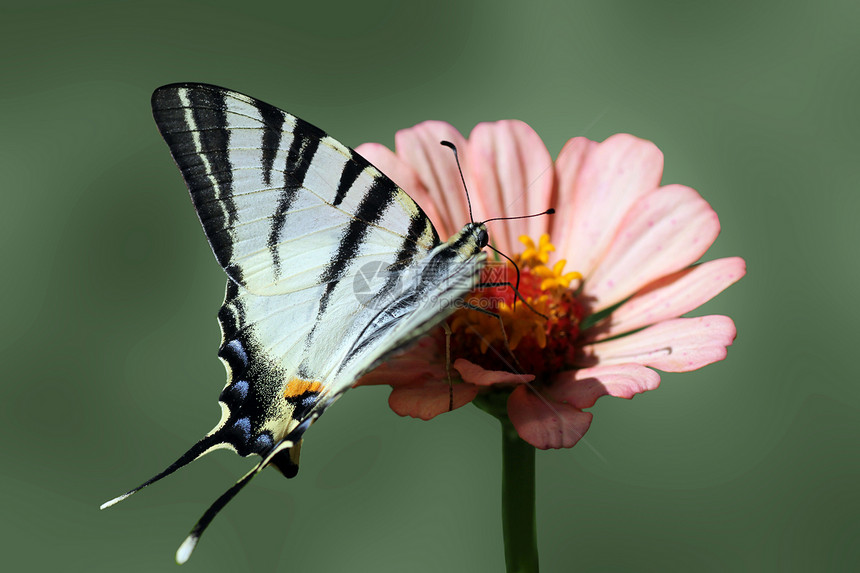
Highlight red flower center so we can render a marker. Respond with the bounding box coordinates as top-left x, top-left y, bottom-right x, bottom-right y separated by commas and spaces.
448, 235, 586, 379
